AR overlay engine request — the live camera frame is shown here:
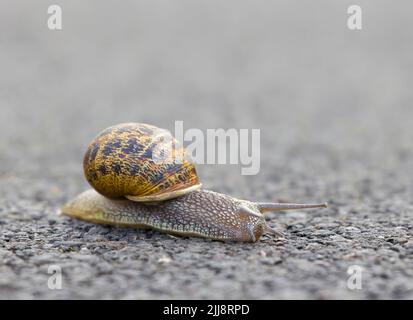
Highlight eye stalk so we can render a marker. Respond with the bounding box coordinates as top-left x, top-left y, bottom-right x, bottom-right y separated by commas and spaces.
257, 202, 328, 213
235, 200, 327, 242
